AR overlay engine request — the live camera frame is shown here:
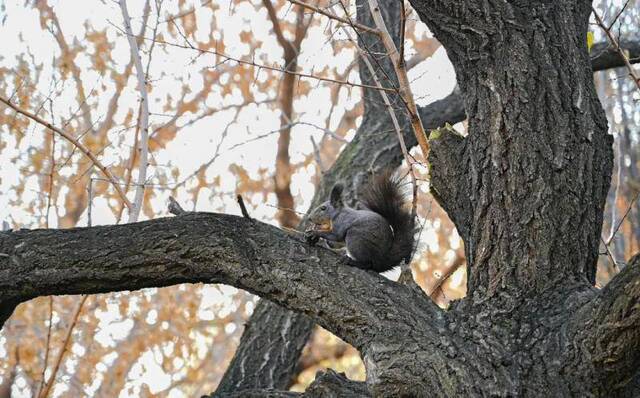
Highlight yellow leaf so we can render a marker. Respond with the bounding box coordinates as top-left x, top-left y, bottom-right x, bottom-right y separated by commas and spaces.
587, 31, 594, 52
